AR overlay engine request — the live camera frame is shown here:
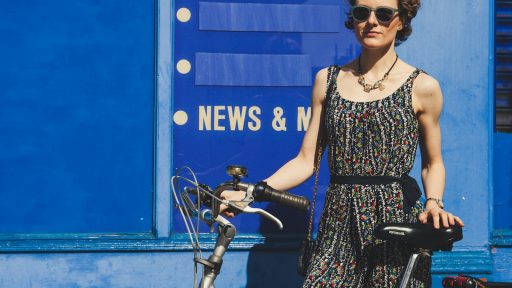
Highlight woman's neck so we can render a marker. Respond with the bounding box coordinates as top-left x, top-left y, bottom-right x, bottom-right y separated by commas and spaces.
359, 45, 398, 79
